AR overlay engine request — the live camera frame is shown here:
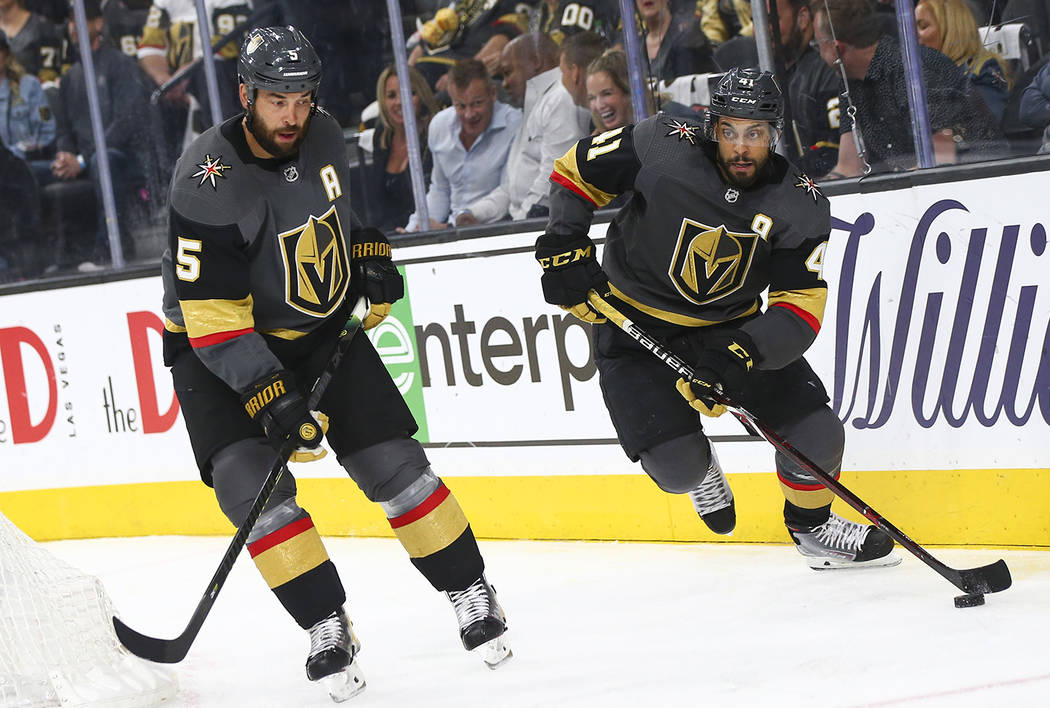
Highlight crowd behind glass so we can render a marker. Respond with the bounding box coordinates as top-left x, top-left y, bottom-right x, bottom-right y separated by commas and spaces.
1, 0, 1047, 284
